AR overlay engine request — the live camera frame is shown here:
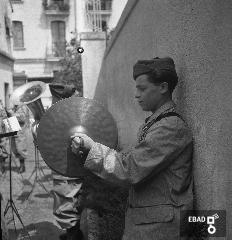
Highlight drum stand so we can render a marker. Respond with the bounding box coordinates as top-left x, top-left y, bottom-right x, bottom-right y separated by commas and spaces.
25, 141, 50, 200
4, 136, 31, 239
